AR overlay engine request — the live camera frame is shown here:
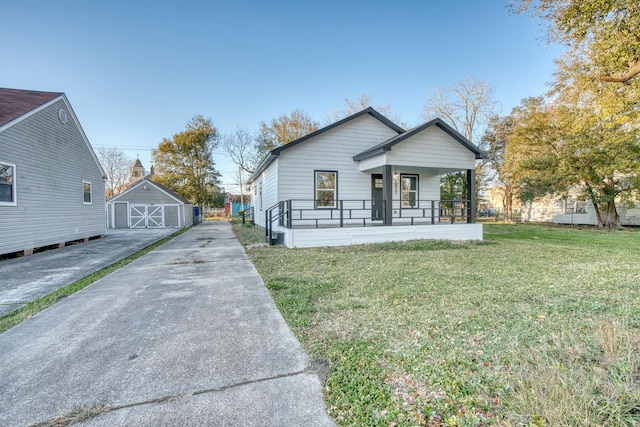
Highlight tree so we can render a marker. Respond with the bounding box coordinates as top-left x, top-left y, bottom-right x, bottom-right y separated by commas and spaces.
503, 94, 640, 228
151, 115, 222, 207
97, 147, 131, 199
222, 127, 256, 208
513, 0, 640, 85
327, 93, 406, 127
482, 115, 521, 221
255, 108, 319, 161
422, 76, 497, 201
